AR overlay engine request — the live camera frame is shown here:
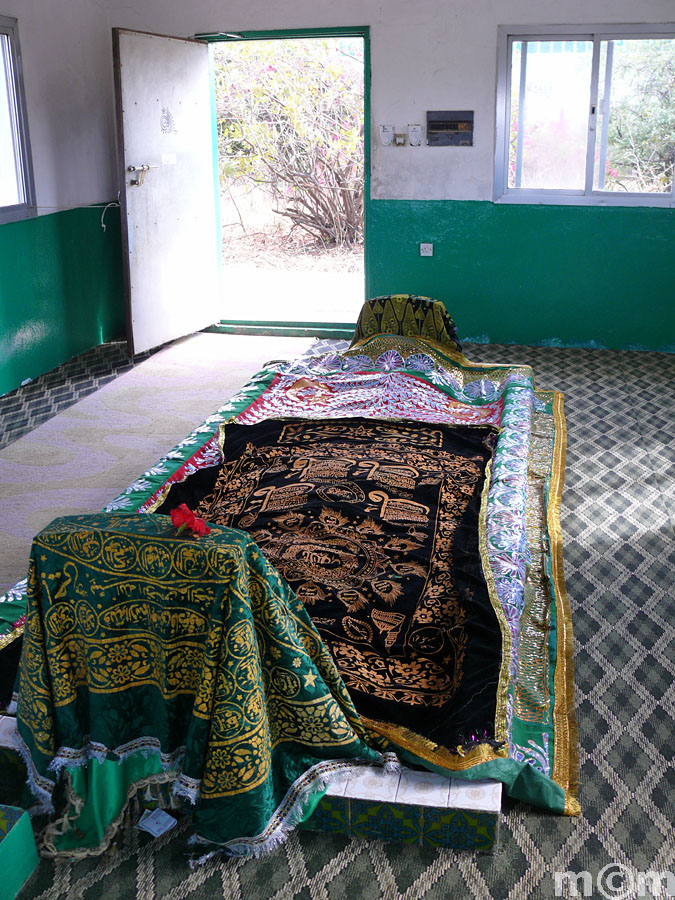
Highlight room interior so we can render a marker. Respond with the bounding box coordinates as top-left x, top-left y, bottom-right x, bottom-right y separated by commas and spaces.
0, 1, 673, 898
